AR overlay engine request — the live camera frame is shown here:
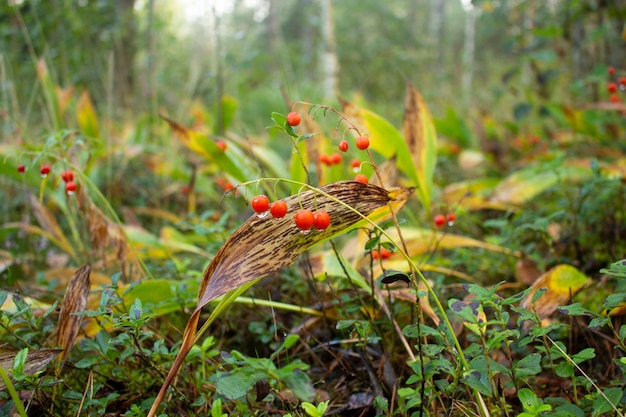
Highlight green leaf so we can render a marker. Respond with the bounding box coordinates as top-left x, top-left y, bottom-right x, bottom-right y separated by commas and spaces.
600, 259, 626, 278
215, 370, 266, 399
591, 387, 623, 417
12, 348, 28, 375
557, 303, 596, 317
514, 353, 542, 378
518, 388, 539, 409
